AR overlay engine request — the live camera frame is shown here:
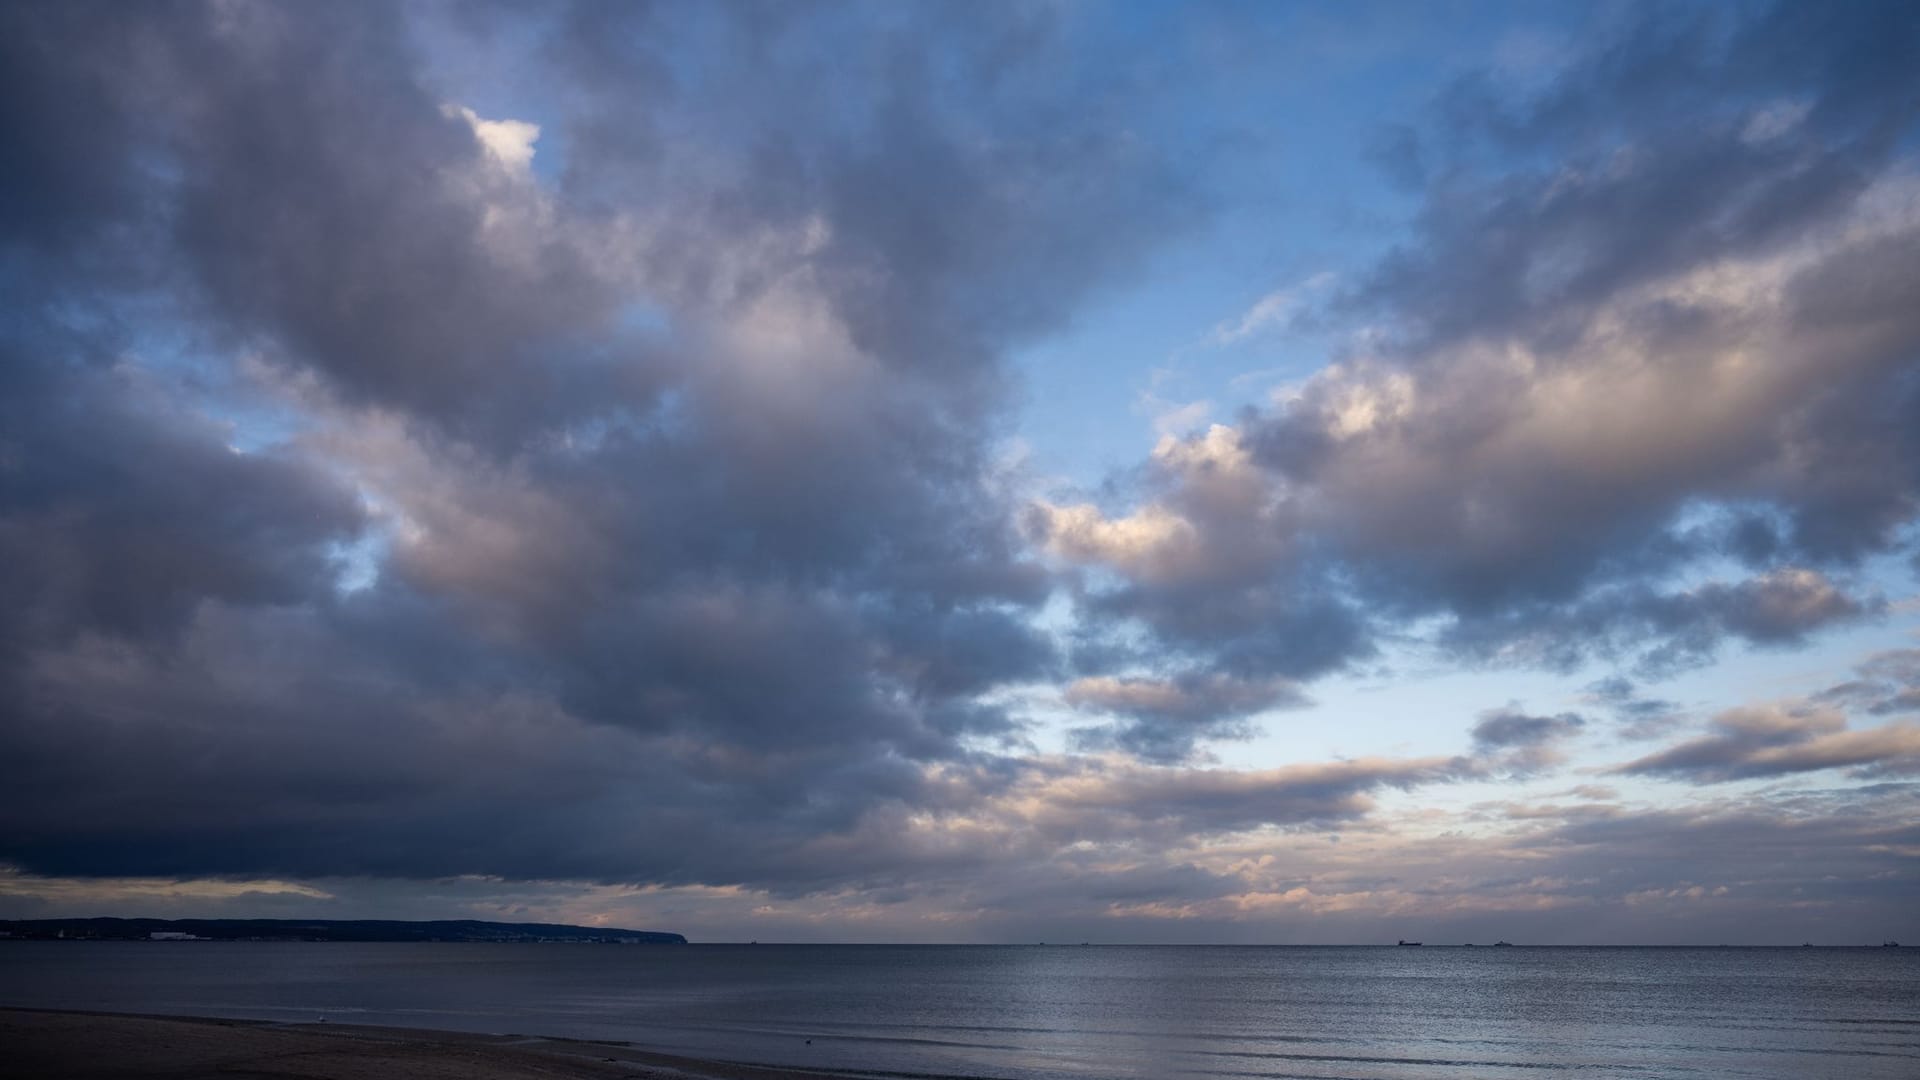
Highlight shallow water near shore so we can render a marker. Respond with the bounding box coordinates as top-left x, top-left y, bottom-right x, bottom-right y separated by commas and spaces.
3, 942, 1917, 1079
